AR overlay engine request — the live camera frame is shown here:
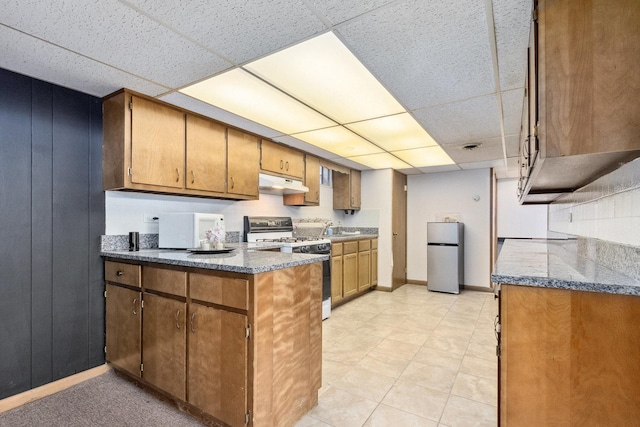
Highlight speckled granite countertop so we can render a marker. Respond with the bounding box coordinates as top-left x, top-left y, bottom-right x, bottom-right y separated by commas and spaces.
101, 242, 328, 274
327, 234, 378, 242
492, 239, 640, 296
